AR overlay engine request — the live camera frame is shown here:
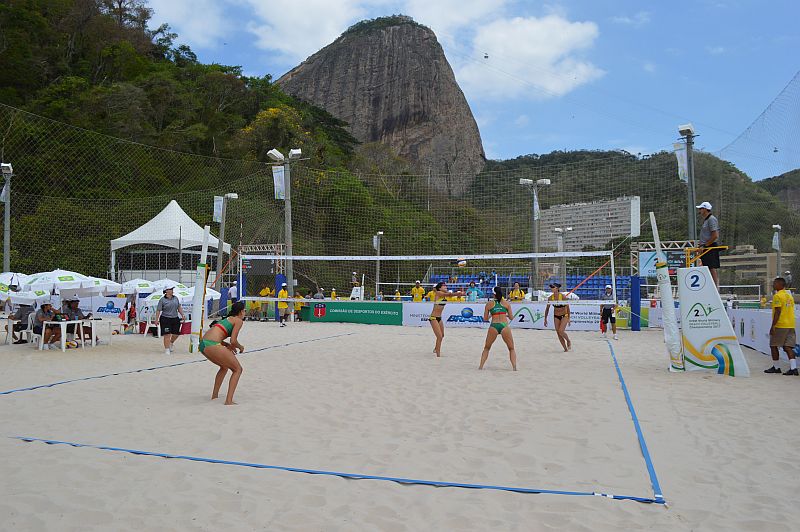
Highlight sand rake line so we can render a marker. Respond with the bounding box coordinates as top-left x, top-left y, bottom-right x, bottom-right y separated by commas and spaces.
606, 340, 666, 504
0, 333, 356, 397
9, 436, 664, 504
